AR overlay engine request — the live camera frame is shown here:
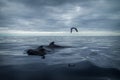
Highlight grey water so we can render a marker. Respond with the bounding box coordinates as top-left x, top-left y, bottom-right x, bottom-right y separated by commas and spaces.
0, 36, 120, 70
